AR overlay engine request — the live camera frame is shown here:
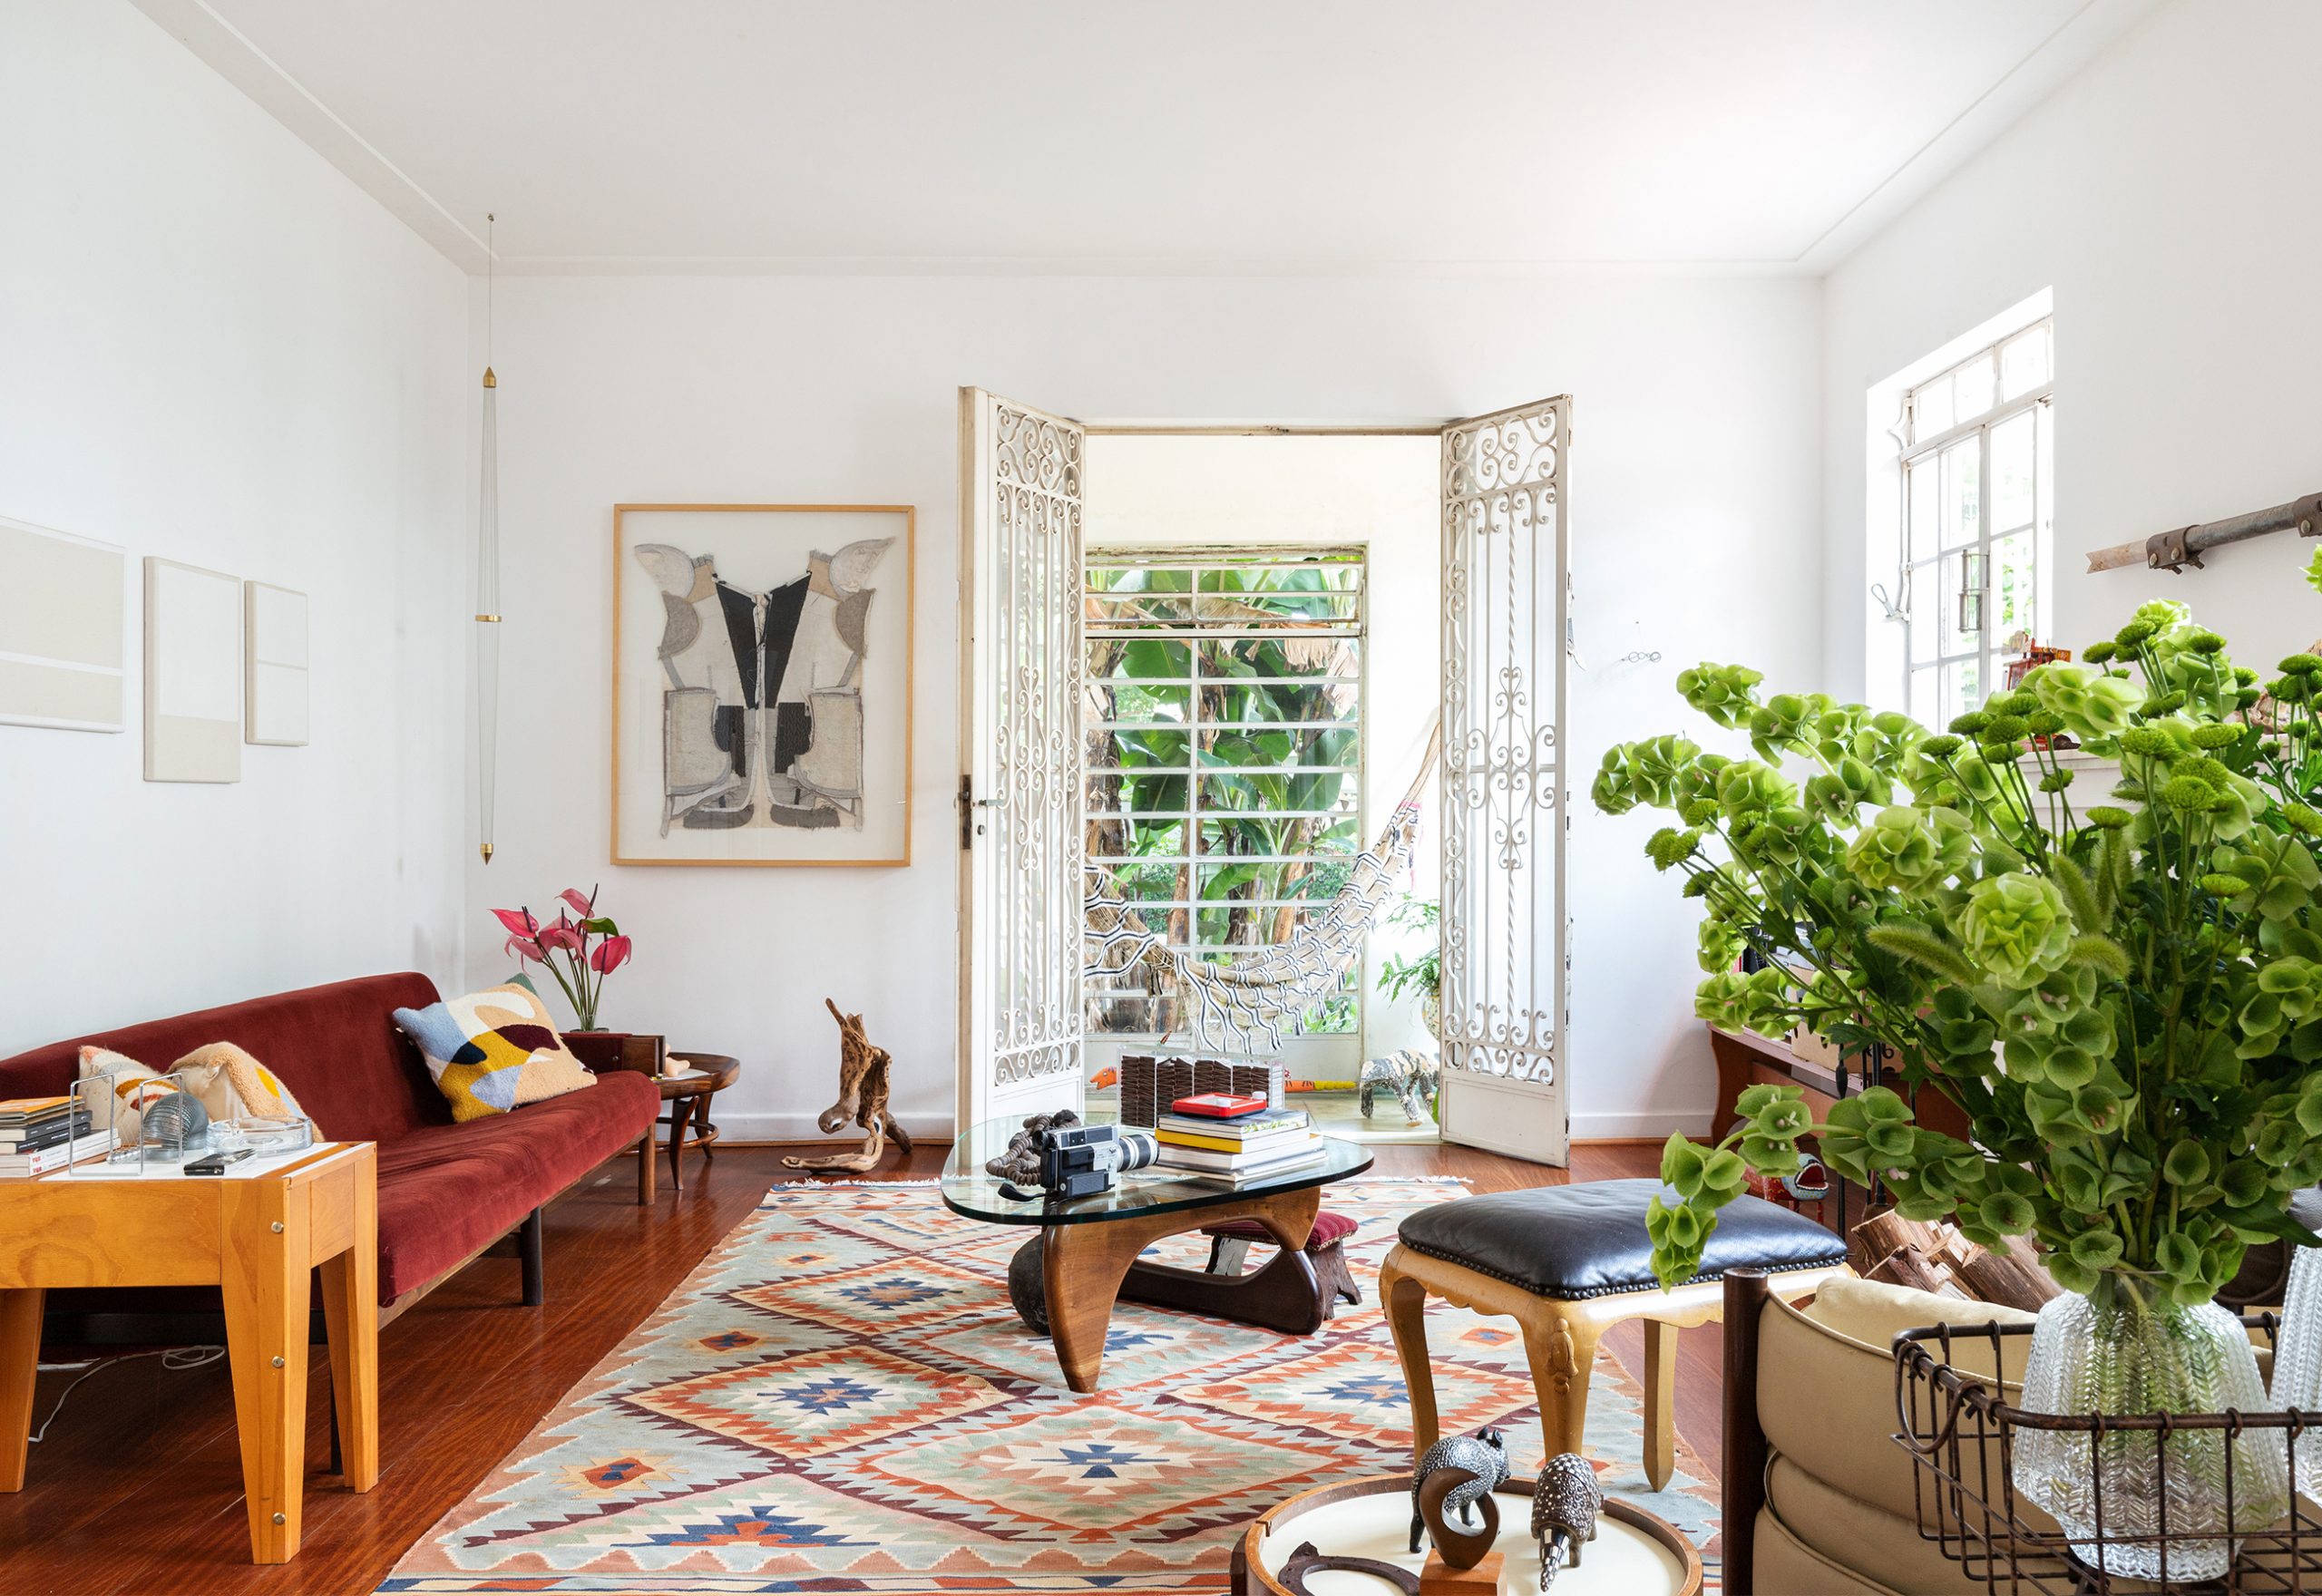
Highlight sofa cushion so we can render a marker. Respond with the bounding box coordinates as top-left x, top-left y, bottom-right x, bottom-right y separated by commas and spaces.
371, 1066, 659, 1302
0, 974, 450, 1145
1761, 1276, 2034, 1527
1394, 1177, 1847, 1299
1763, 1455, 1992, 1595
